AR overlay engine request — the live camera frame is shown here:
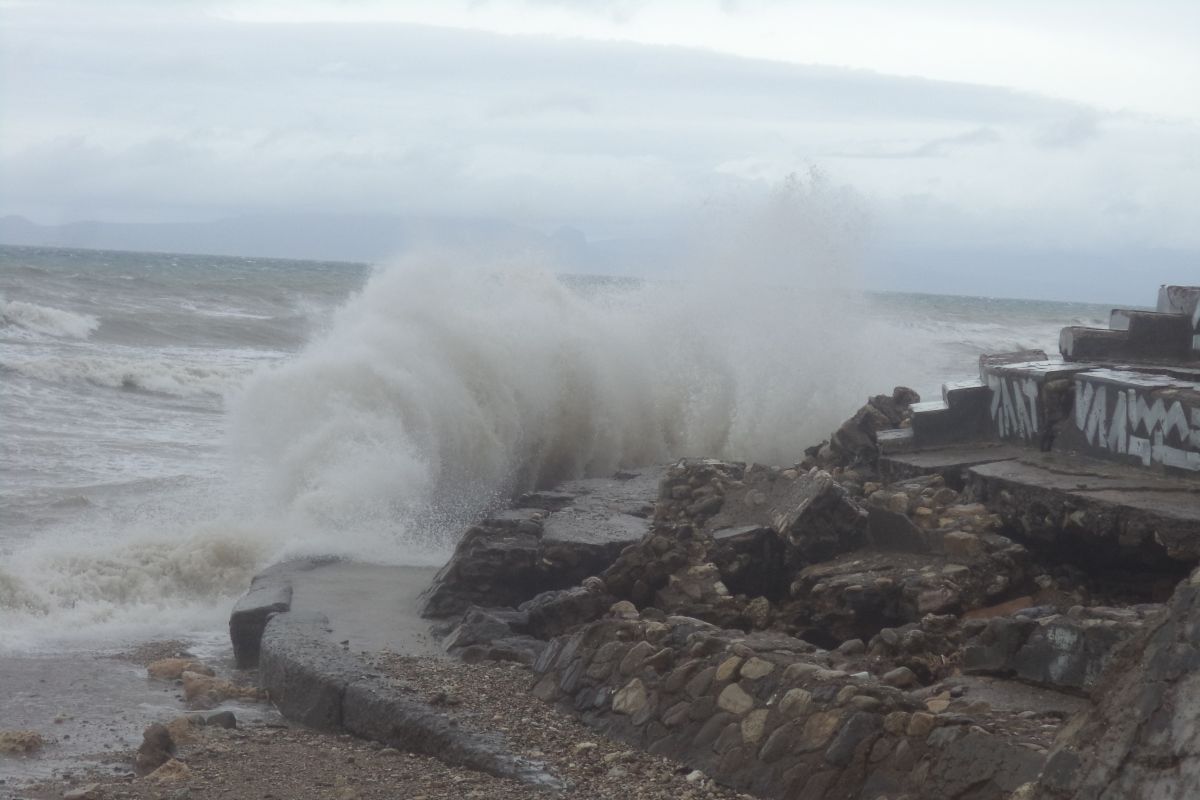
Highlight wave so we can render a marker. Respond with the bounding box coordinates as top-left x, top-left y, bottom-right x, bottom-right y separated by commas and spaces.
1, 352, 249, 397
2, 174, 899, 646
227, 254, 893, 549
0, 297, 99, 339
